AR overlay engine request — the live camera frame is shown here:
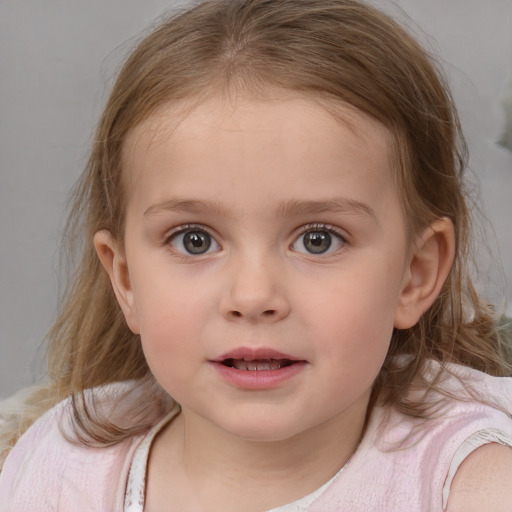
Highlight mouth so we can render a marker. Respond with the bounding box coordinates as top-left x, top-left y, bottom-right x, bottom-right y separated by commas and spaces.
221, 358, 296, 371
211, 348, 306, 389
213, 347, 304, 371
